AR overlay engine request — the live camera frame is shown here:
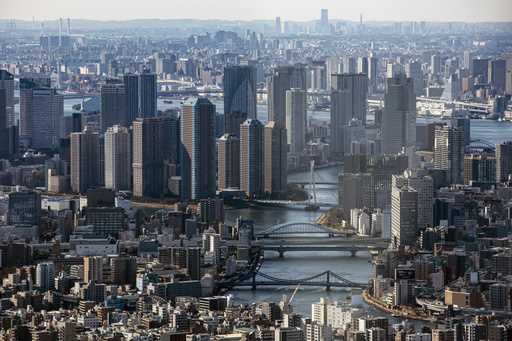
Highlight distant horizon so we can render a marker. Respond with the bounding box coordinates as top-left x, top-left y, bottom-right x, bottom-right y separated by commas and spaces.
3, 0, 512, 23
2, 17, 512, 24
